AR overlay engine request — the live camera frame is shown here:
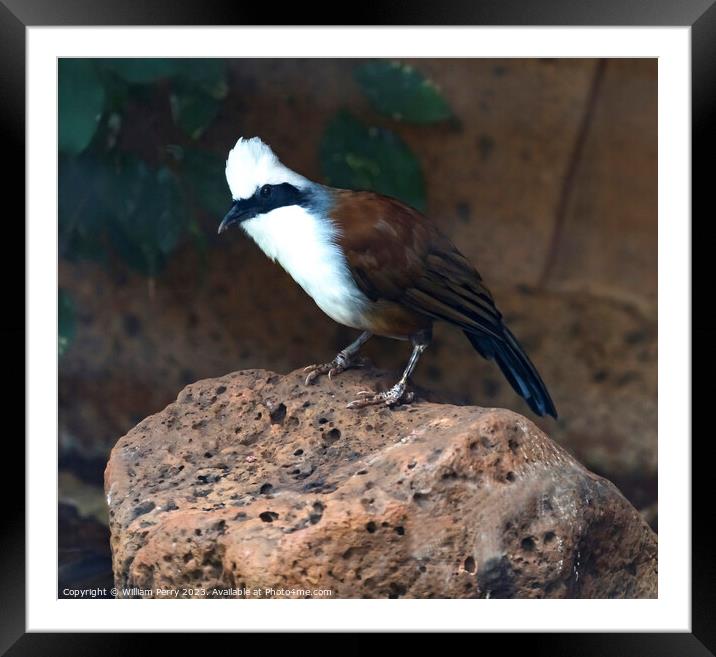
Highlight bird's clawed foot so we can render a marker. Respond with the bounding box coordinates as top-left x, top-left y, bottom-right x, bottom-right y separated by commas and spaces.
304, 353, 367, 385
346, 381, 414, 409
